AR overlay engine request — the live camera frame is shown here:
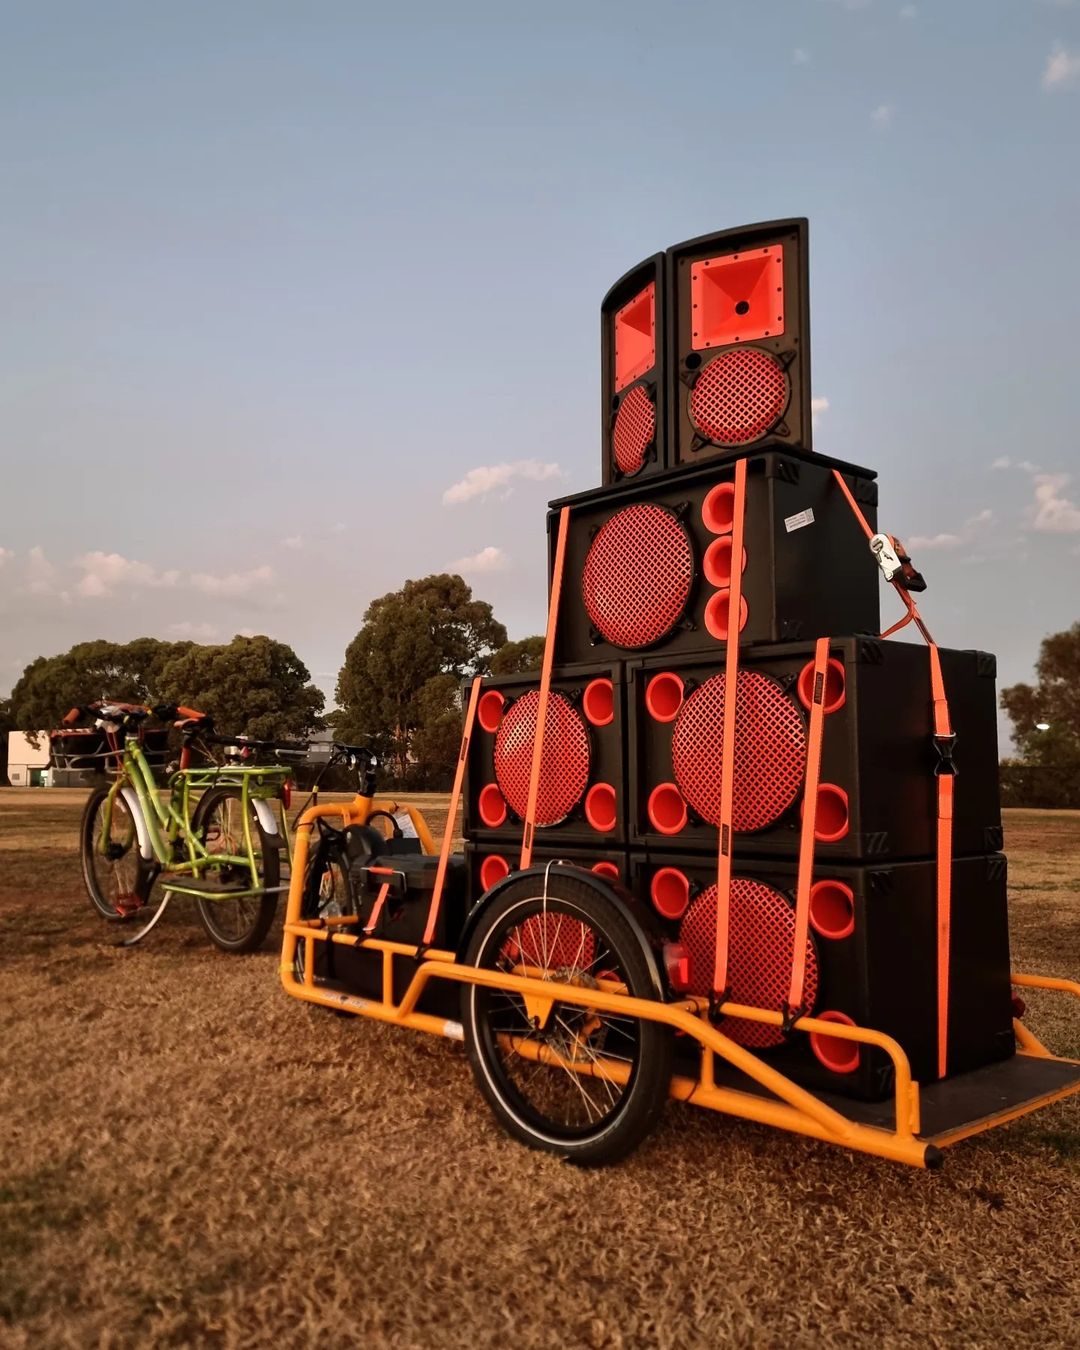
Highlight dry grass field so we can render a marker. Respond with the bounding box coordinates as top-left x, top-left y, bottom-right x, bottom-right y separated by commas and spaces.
1, 790, 1078, 1349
